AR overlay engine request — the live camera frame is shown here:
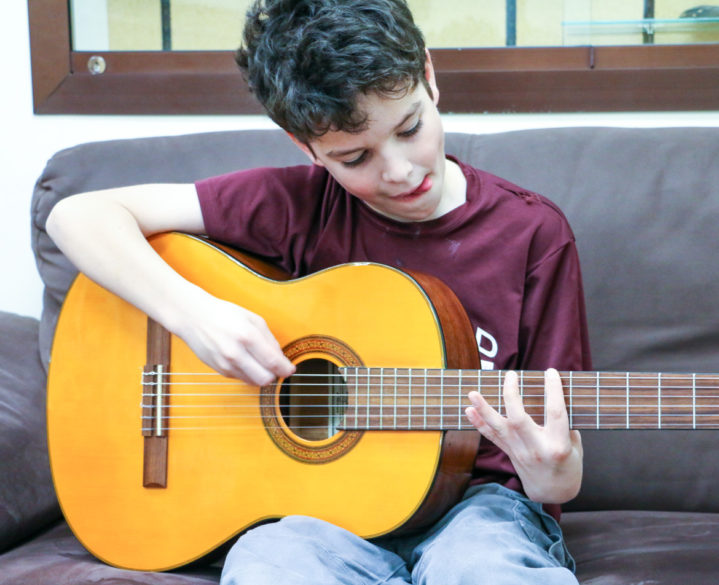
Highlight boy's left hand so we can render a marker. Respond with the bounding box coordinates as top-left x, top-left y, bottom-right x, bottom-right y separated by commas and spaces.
465, 368, 583, 504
